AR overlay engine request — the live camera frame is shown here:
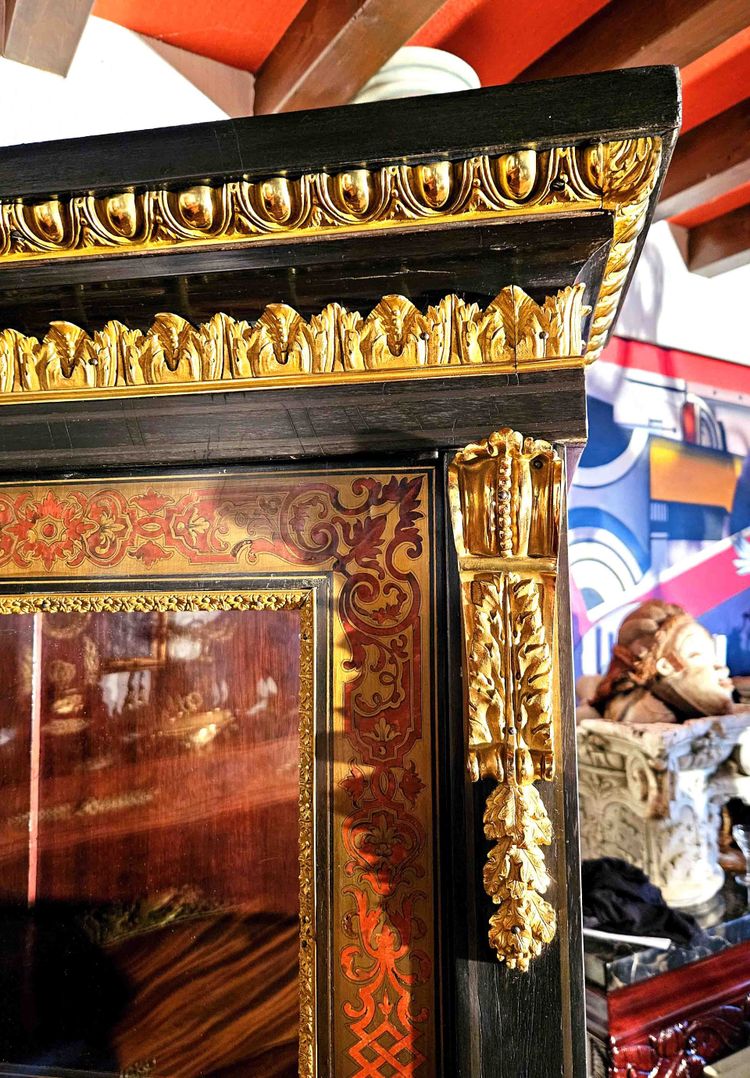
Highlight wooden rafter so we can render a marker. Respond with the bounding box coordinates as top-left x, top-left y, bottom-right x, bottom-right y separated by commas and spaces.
515, 0, 750, 82
688, 201, 750, 276
657, 98, 750, 220
2, 0, 94, 76
253, 0, 448, 115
